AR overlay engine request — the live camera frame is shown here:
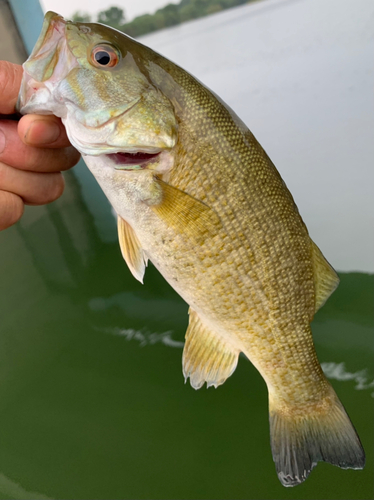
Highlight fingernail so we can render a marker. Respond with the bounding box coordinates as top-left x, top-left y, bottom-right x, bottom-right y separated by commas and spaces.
0, 129, 5, 154
25, 120, 61, 145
